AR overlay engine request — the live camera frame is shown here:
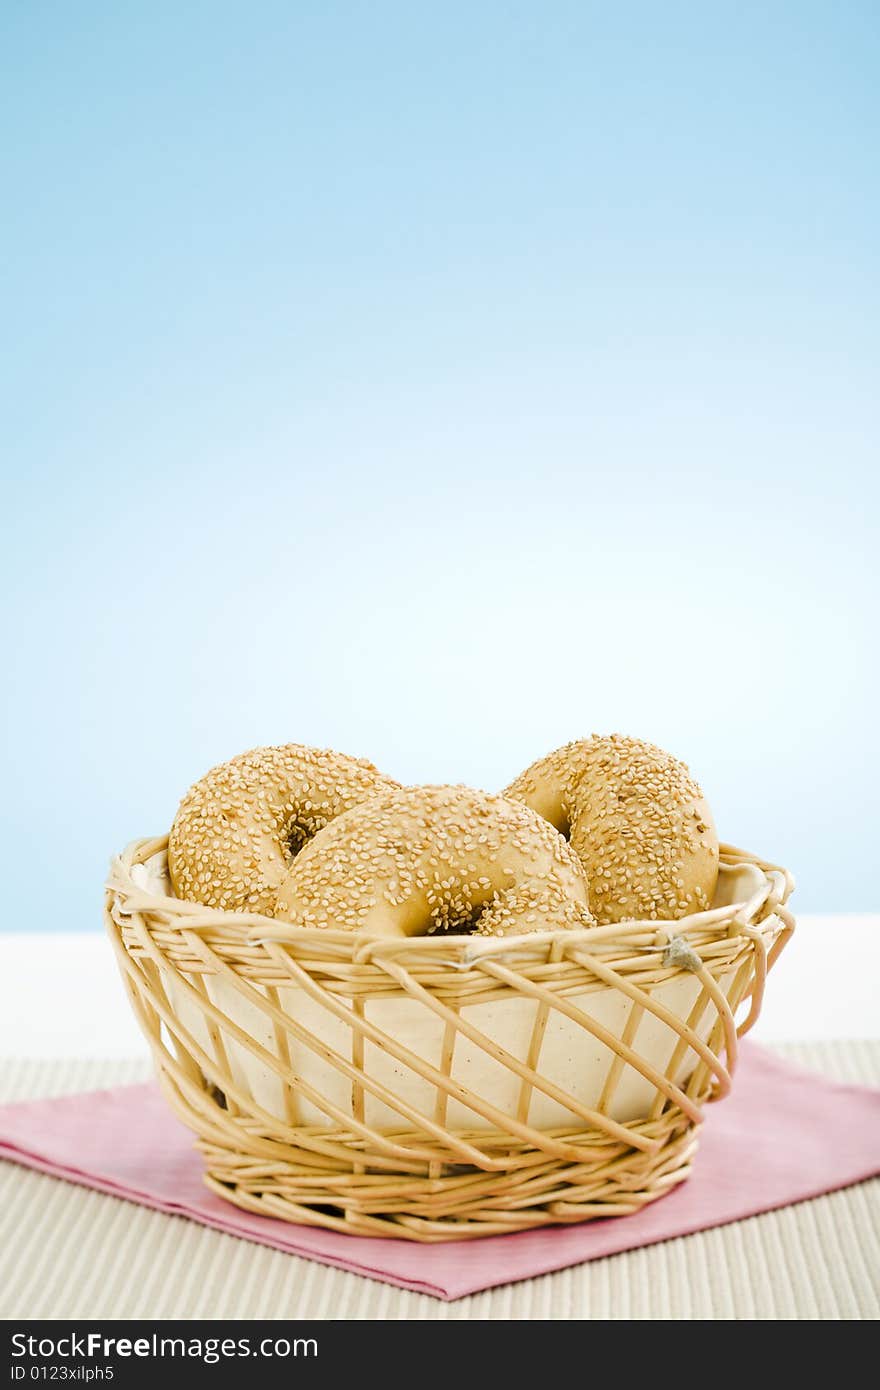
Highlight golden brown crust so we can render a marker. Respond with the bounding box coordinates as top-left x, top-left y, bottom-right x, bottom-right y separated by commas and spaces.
168, 744, 400, 915
504, 745, 581, 835
274, 784, 590, 936
504, 734, 719, 923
